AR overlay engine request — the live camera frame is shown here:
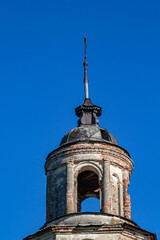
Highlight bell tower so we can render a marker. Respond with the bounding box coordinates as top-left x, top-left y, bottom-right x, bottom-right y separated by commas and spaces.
24, 37, 157, 240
